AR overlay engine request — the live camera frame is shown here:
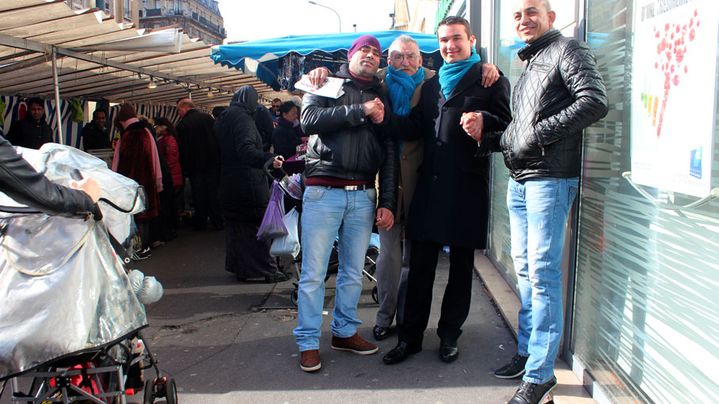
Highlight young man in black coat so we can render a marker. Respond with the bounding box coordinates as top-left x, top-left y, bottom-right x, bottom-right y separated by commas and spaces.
81, 109, 111, 151
6, 98, 53, 150
383, 16, 512, 366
